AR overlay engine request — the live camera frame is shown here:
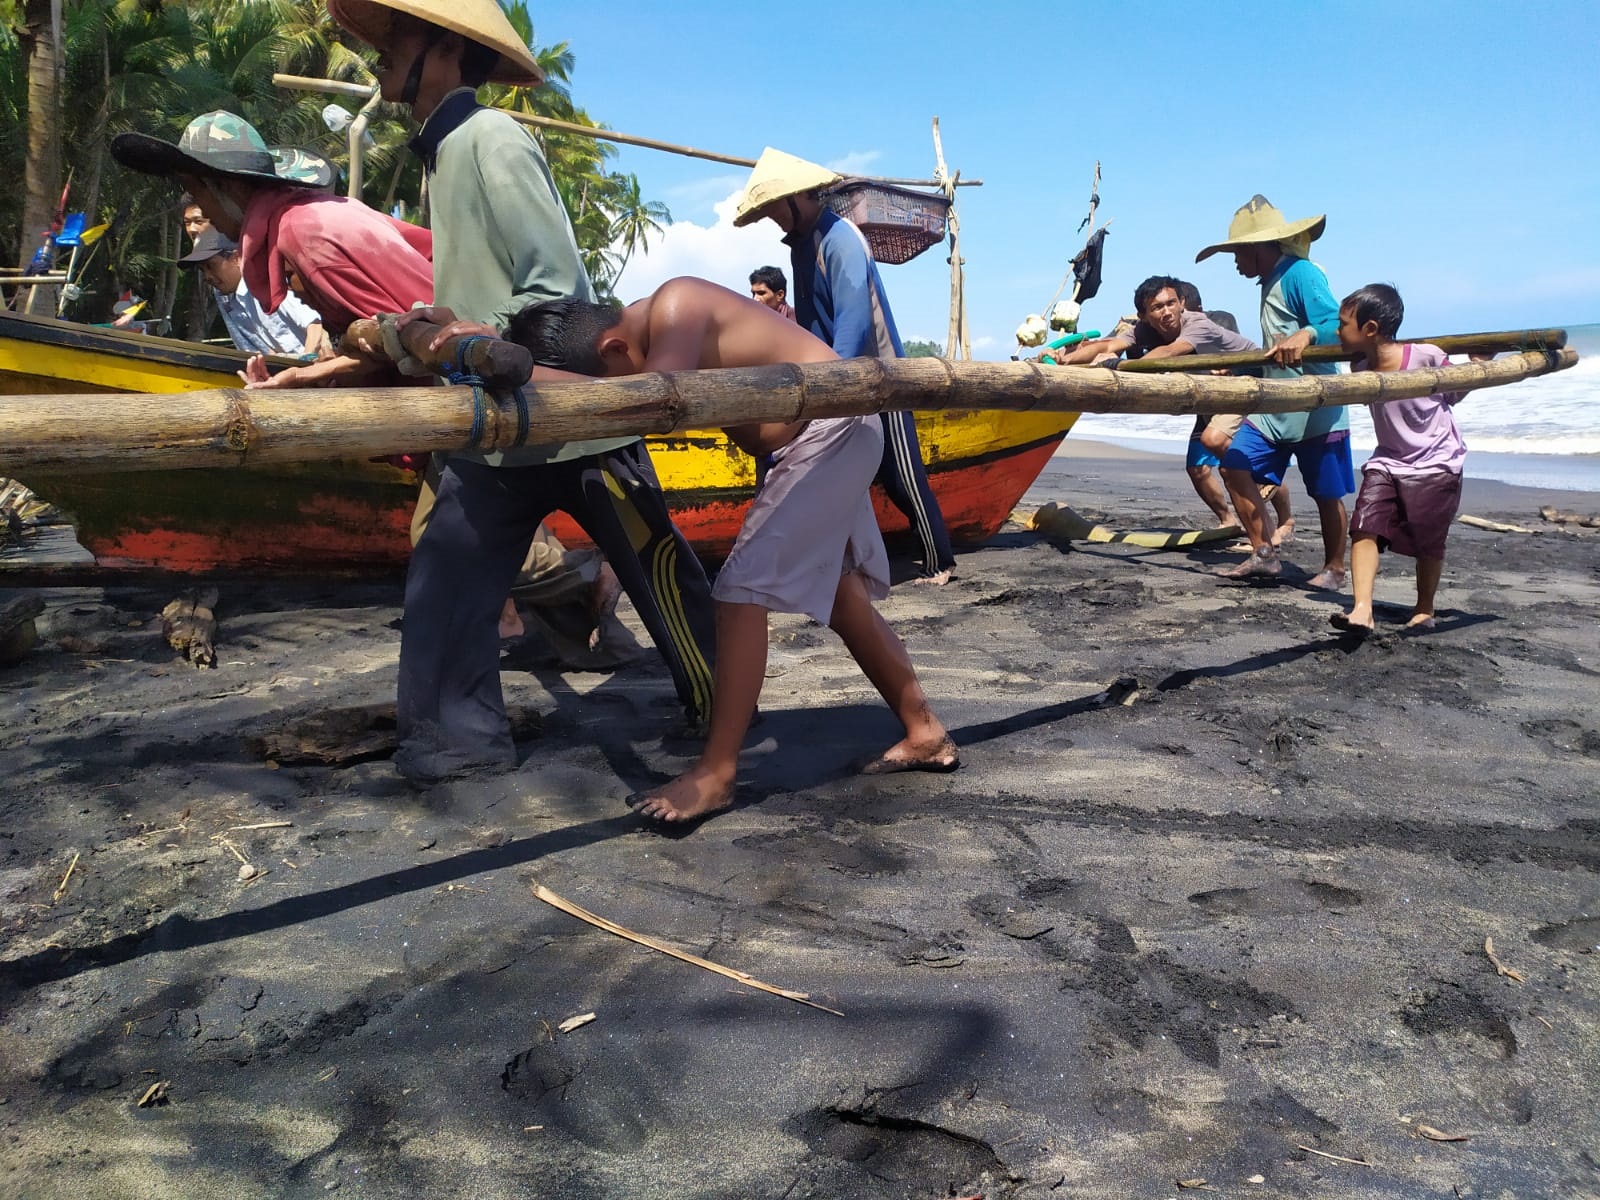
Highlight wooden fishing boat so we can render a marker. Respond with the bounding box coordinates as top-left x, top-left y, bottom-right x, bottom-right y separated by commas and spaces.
0, 310, 1076, 574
